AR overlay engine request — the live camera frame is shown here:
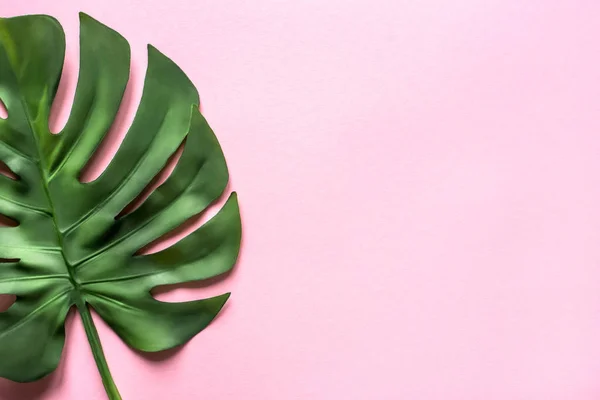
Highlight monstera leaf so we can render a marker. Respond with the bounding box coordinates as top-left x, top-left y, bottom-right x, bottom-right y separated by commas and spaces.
0, 12, 241, 399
